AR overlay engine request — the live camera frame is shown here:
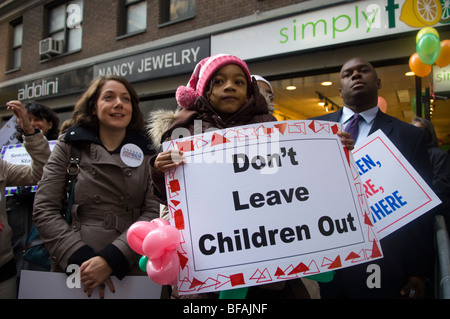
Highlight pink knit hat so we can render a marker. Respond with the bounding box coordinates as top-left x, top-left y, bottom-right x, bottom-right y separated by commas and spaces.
175, 54, 252, 109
